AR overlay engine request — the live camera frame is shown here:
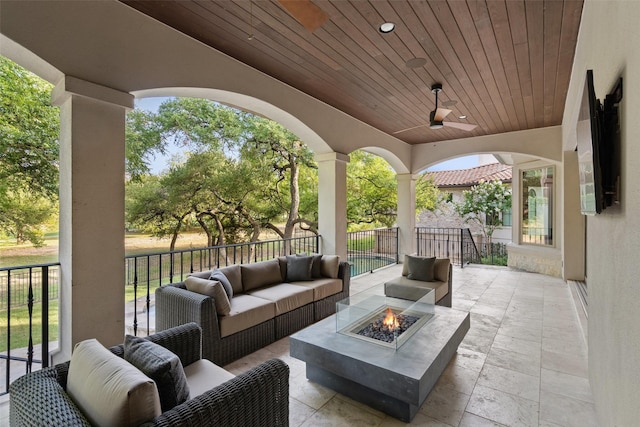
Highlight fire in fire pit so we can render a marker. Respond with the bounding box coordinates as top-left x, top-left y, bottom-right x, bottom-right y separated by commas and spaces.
356, 307, 420, 343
